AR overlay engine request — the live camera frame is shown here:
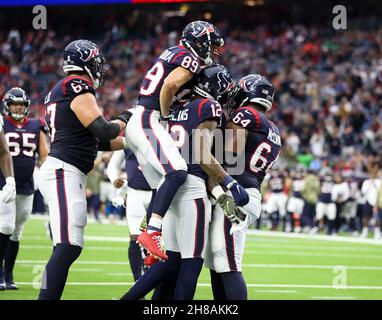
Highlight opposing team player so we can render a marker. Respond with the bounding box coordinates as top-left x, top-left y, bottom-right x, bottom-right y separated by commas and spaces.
38, 40, 132, 300
124, 21, 226, 261
0, 88, 48, 290
205, 74, 281, 300
107, 149, 152, 281
0, 109, 17, 291
121, 64, 247, 300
